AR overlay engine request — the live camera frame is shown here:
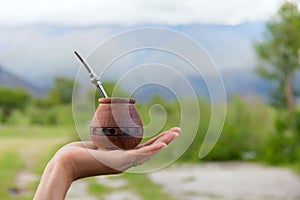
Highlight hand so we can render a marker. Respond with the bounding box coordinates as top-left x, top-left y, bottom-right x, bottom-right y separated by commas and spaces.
56, 127, 180, 178
33, 127, 180, 200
